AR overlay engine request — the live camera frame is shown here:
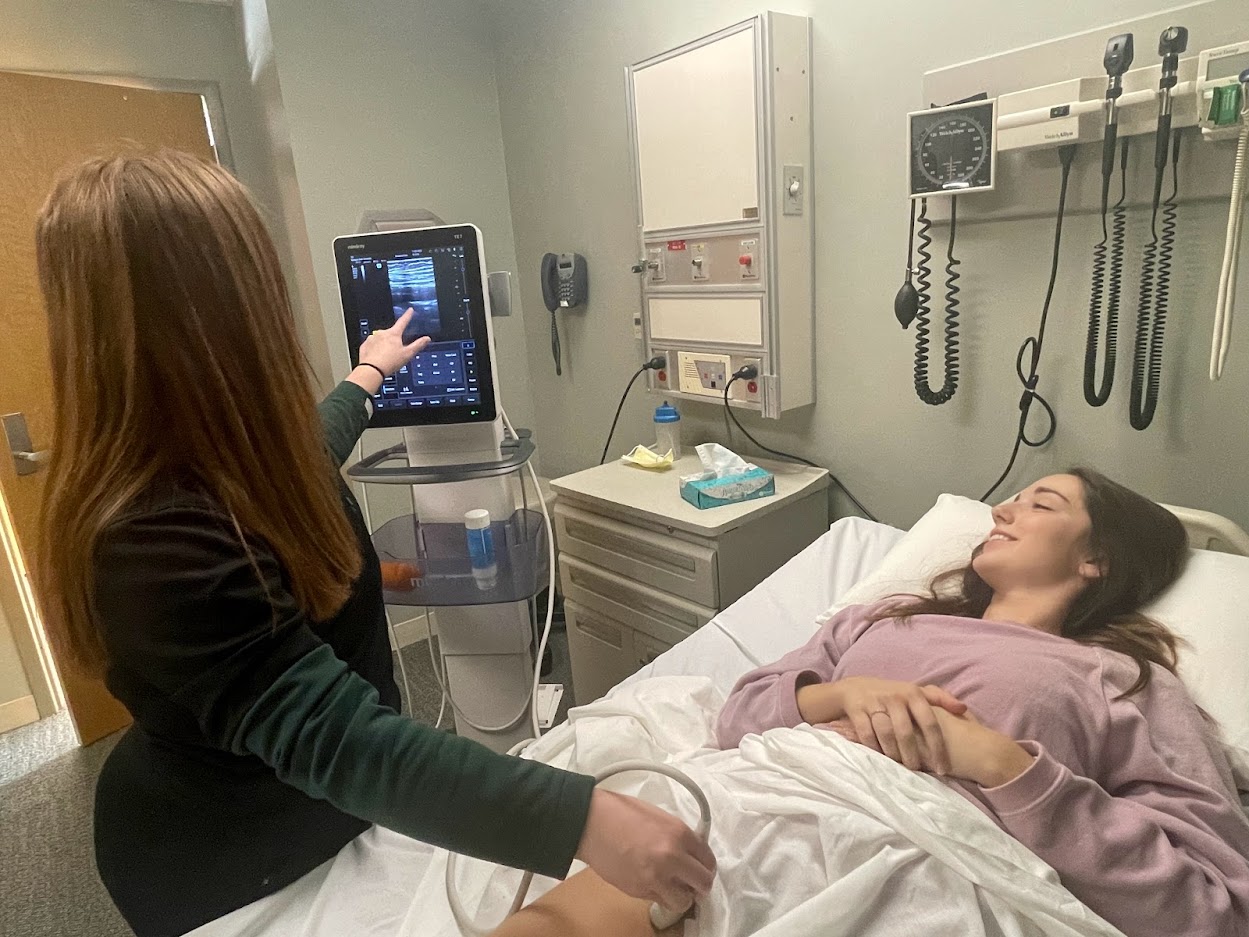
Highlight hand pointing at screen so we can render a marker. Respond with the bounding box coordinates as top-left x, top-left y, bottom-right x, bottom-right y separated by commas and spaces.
348, 308, 431, 394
